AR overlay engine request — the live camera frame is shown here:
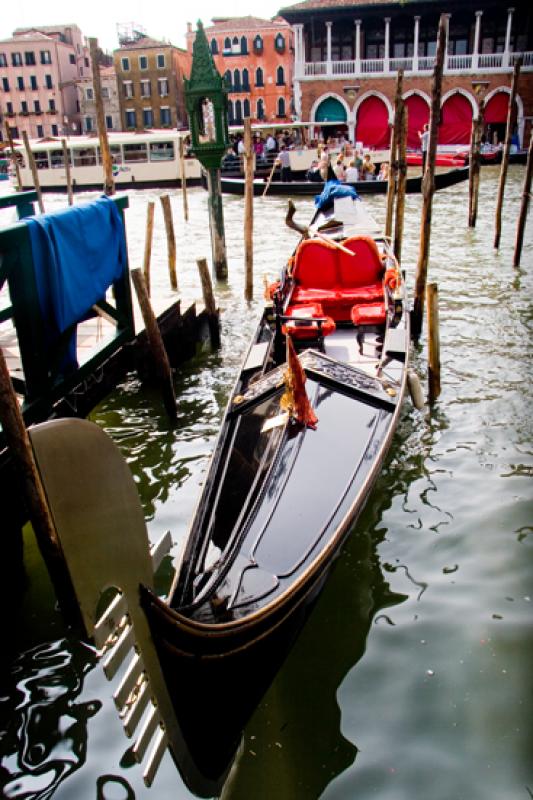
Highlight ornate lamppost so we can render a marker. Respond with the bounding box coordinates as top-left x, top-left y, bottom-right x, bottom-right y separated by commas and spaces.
184, 21, 229, 280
